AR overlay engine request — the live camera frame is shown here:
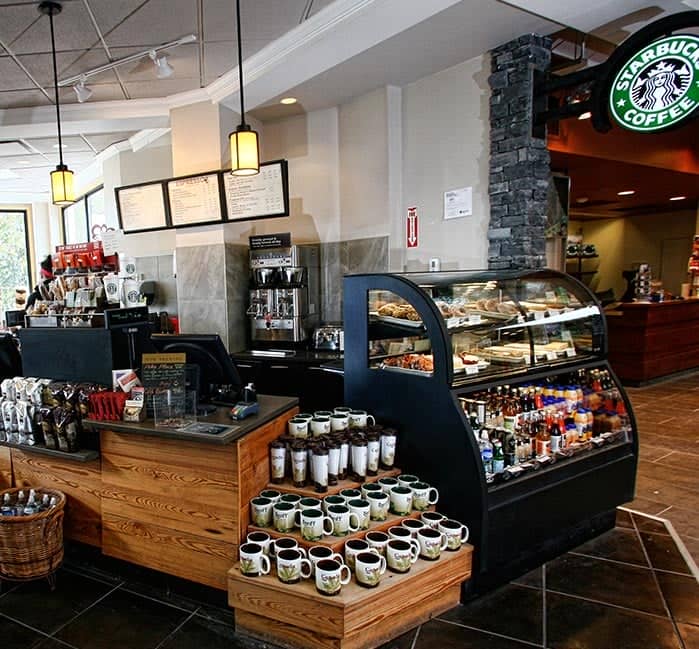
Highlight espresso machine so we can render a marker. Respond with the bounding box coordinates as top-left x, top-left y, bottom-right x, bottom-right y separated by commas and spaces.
248, 244, 320, 345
